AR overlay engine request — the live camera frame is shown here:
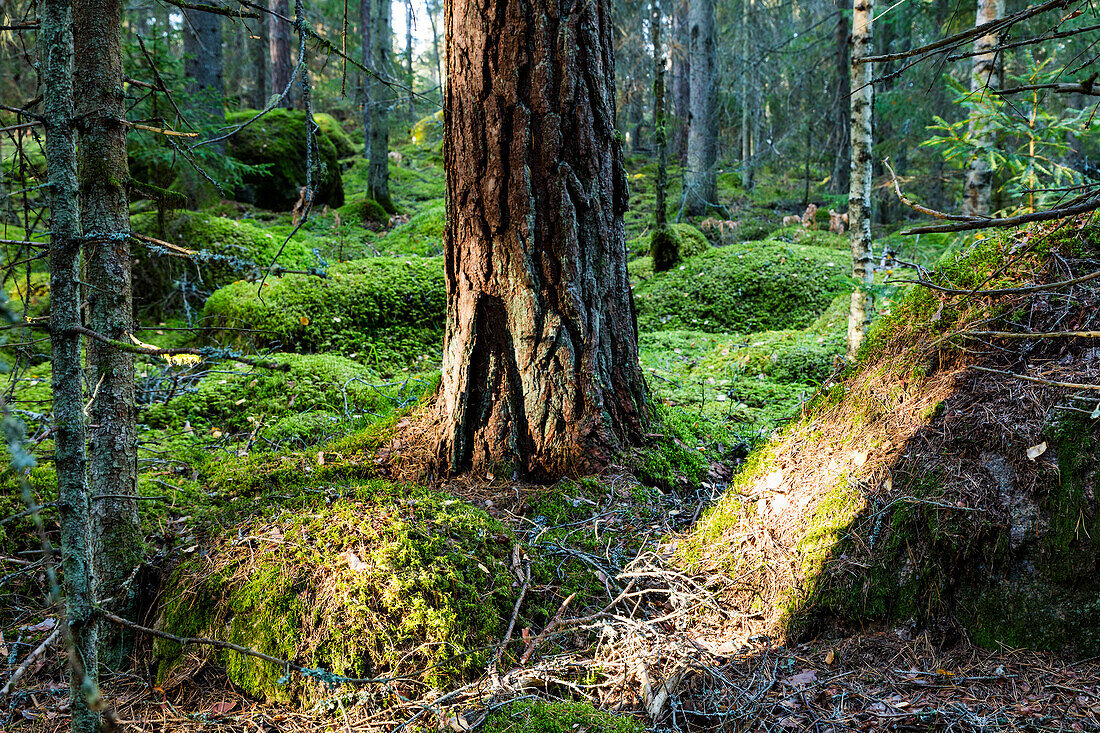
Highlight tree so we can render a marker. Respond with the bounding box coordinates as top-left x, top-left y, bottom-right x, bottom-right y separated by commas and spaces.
847, 0, 873, 357
42, 0, 99, 726
684, 0, 716, 214
183, 4, 226, 207
74, 0, 142, 666
739, 0, 755, 191
271, 0, 295, 107
650, 0, 679, 272
369, 0, 394, 211
434, 0, 649, 479
250, 10, 270, 108
828, 10, 850, 194
361, 0, 373, 164
962, 0, 1004, 217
